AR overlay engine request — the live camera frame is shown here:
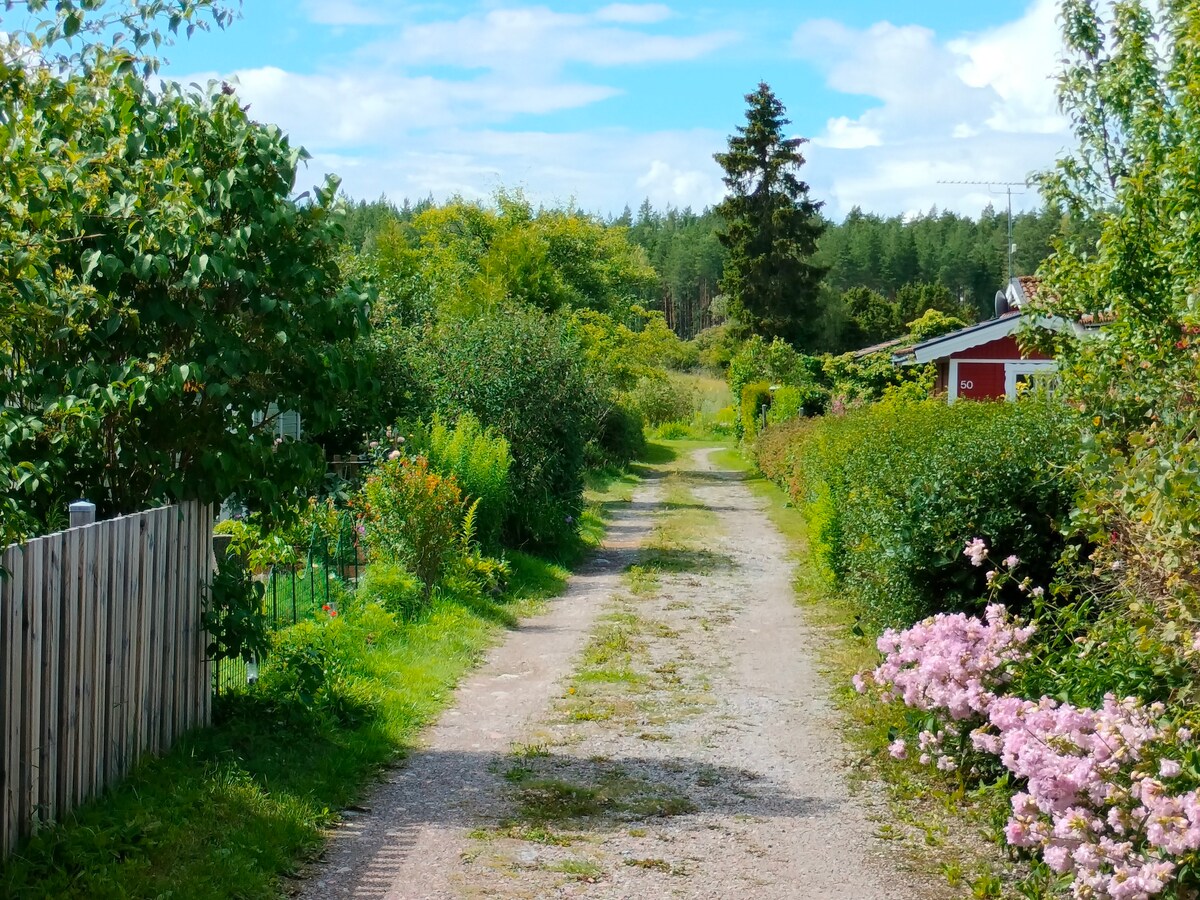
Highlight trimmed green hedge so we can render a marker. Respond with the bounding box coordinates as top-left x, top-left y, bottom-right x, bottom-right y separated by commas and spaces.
759, 397, 1079, 627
